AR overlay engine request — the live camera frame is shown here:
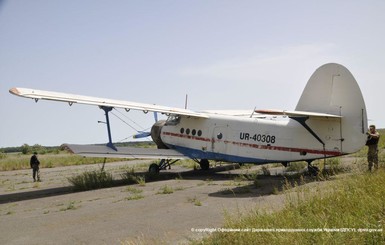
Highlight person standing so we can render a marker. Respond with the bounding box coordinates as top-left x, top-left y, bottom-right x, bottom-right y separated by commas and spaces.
30, 152, 41, 182
366, 125, 380, 171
